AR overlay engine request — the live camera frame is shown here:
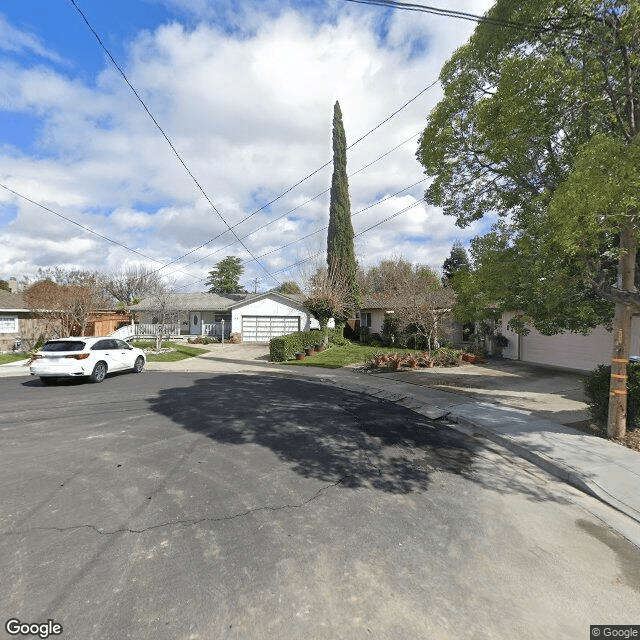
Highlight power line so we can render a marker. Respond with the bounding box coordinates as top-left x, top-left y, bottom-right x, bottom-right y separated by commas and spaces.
177, 194, 427, 289
271, 198, 426, 277
67, 0, 281, 287
177, 132, 423, 271
343, 0, 595, 42
254, 178, 428, 261
0, 183, 201, 279
147, 83, 438, 276
69, 0, 444, 286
